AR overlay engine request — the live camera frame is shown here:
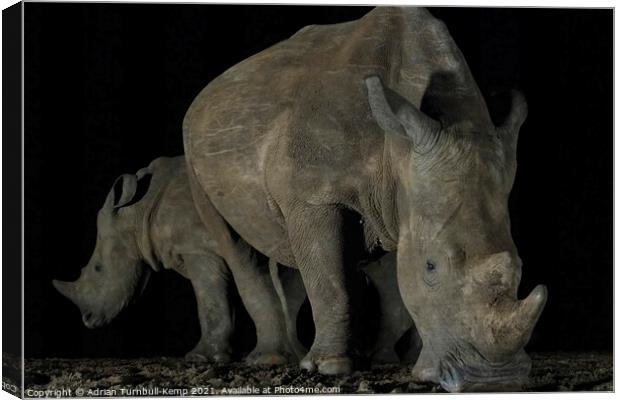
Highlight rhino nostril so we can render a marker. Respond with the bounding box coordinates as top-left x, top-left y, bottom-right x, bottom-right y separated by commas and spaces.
83, 312, 92, 322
